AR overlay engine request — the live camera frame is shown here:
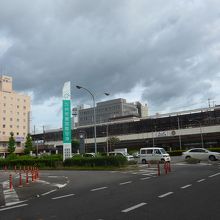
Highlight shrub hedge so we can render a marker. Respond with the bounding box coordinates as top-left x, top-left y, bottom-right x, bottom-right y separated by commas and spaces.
167, 150, 185, 156
64, 156, 127, 167
0, 157, 62, 169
